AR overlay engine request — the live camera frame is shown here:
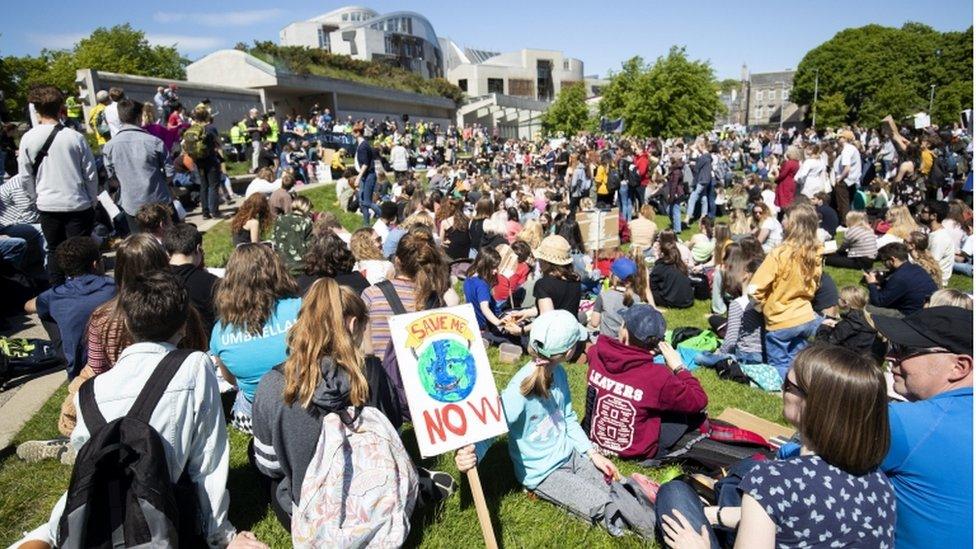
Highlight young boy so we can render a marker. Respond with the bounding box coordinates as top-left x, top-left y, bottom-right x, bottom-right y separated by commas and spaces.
164, 223, 218, 333
19, 271, 266, 548
25, 237, 116, 379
